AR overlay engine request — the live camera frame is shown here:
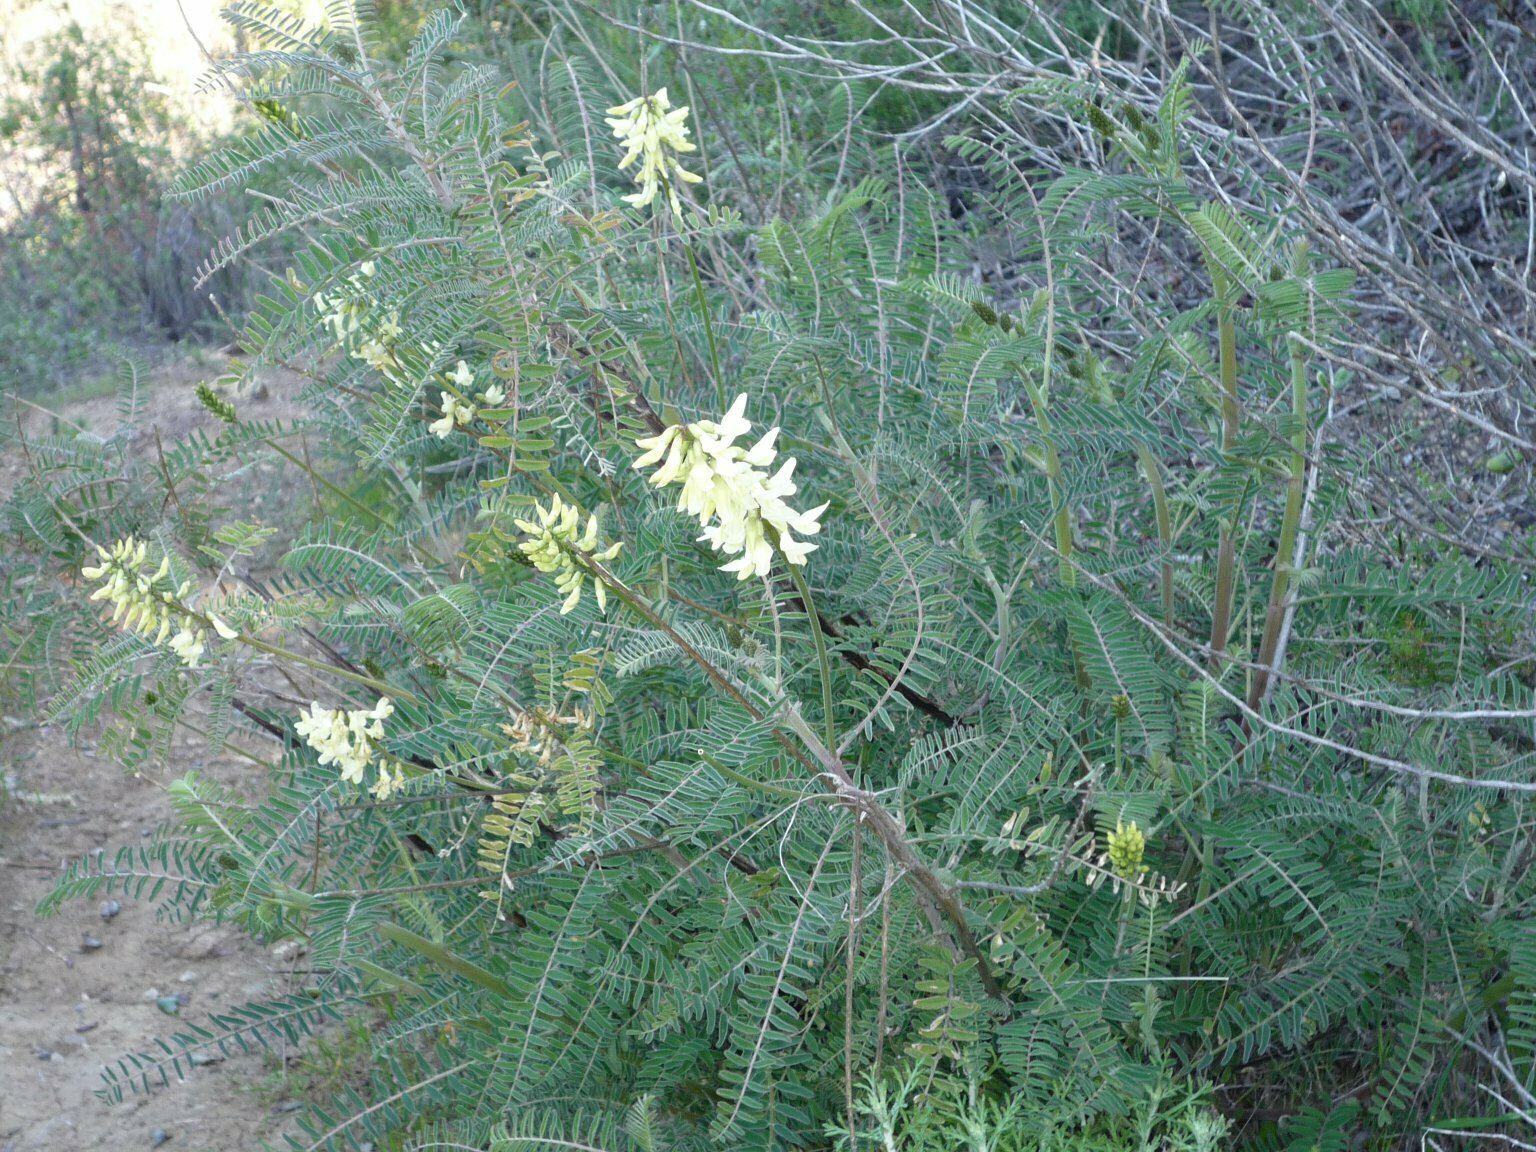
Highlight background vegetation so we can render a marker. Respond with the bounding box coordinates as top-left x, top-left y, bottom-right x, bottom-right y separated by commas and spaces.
2, 1, 1534, 1150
